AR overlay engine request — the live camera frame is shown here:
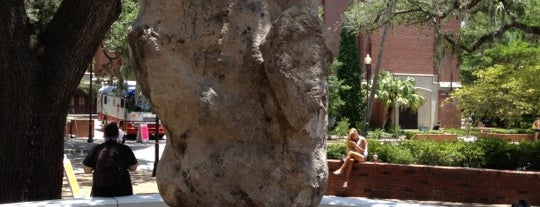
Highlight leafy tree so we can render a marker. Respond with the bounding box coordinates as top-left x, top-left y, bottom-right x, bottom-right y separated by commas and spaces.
460, 0, 540, 84
0, 0, 121, 202
328, 60, 351, 130
345, 0, 540, 53
448, 40, 540, 128
343, 0, 396, 125
376, 71, 425, 130
343, 0, 540, 86
336, 25, 364, 128
332, 118, 351, 139
101, 0, 139, 87
343, 0, 540, 128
